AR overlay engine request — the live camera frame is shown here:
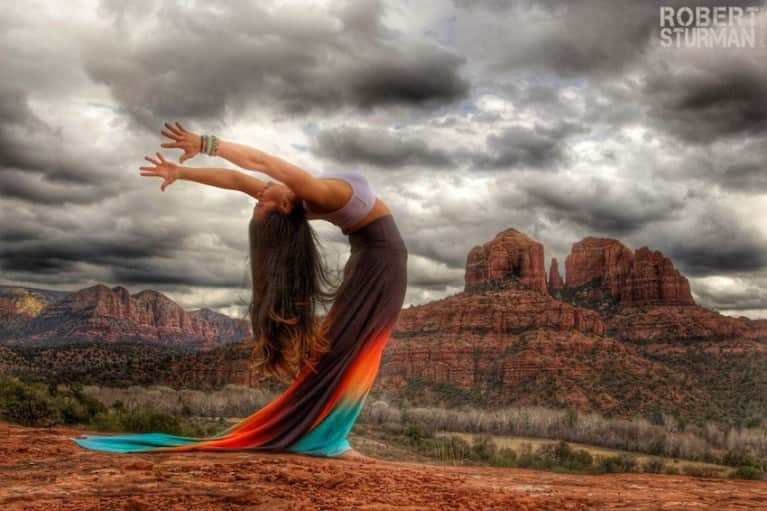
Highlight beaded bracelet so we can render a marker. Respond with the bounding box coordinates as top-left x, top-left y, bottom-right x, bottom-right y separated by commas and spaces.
199, 135, 219, 156
209, 135, 219, 156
